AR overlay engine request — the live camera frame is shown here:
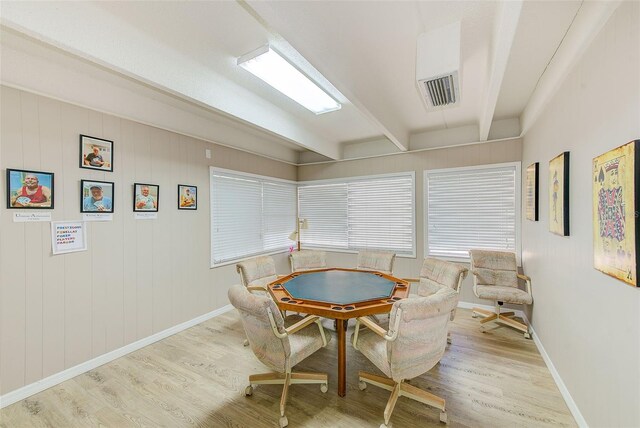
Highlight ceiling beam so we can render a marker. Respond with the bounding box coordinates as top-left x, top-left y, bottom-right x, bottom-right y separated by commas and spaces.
478, 1, 523, 142
245, 1, 410, 152
520, 1, 621, 136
